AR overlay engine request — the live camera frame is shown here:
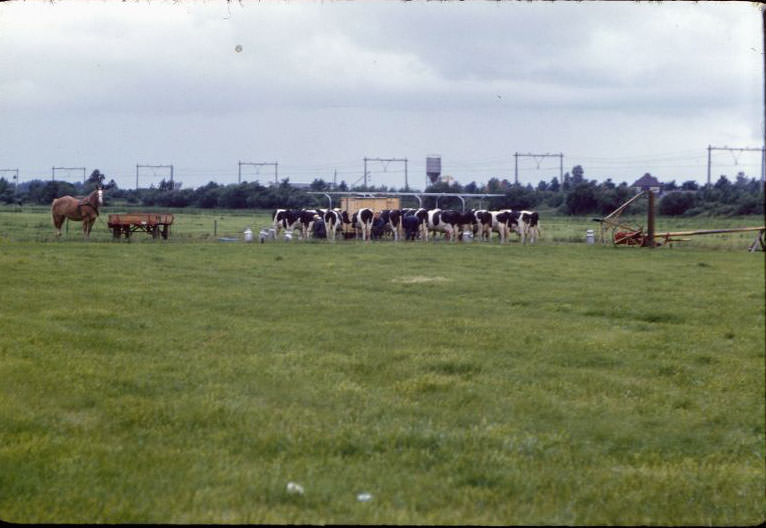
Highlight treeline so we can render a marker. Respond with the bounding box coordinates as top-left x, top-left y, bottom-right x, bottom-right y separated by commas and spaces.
2, 166, 763, 217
